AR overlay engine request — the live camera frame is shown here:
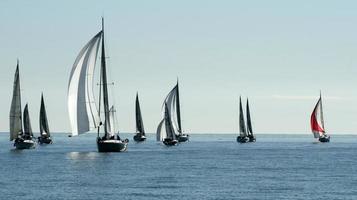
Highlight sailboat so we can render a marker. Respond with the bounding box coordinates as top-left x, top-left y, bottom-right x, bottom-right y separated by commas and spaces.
157, 103, 178, 146
9, 61, 36, 149
237, 96, 249, 143
246, 99, 256, 142
156, 81, 189, 145
38, 93, 53, 144
133, 93, 146, 142
67, 18, 128, 152
310, 92, 330, 142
